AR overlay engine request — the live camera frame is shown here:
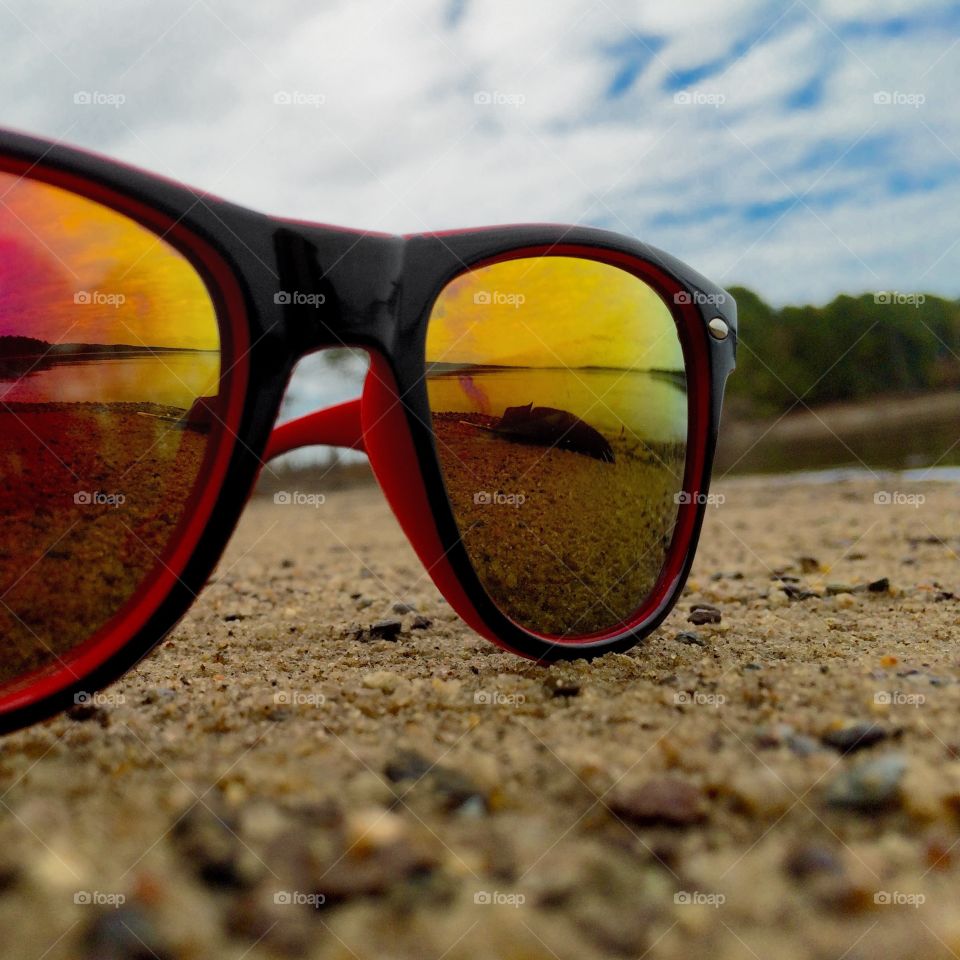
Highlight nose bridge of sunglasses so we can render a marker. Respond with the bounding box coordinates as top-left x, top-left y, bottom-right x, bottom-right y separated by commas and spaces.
264, 396, 365, 460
